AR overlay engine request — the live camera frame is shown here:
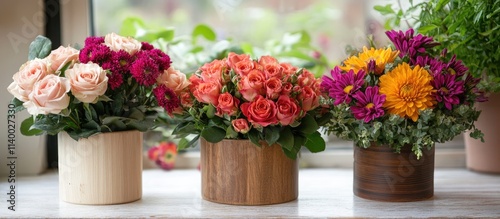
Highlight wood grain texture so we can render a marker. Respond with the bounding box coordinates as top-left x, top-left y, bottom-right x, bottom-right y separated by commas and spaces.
58, 131, 143, 205
201, 138, 298, 205
354, 143, 435, 202
465, 92, 500, 174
